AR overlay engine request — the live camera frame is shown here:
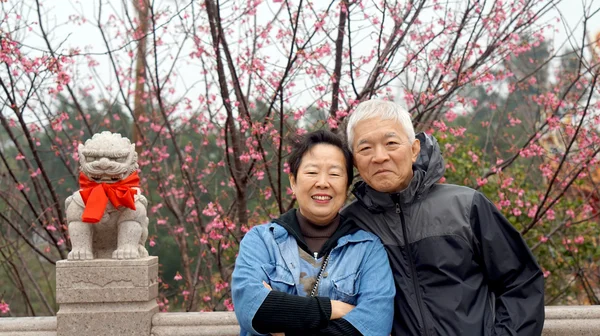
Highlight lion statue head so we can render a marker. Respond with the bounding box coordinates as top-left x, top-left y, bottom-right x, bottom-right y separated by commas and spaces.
78, 131, 138, 183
